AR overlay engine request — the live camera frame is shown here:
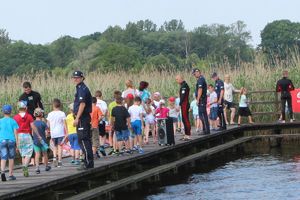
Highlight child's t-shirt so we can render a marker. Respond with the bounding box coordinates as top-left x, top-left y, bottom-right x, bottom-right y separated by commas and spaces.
96, 99, 108, 117
0, 117, 19, 141
66, 113, 77, 134
128, 105, 143, 122
14, 112, 34, 134
111, 106, 130, 131
155, 107, 169, 119
239, 94, 248, 107
168, 106, 179, 118
91, 105, 103, 128
209, 91, 218, 108
190, 100, 198, 116
33, 120, 48, 145
47, 110, 66, 138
